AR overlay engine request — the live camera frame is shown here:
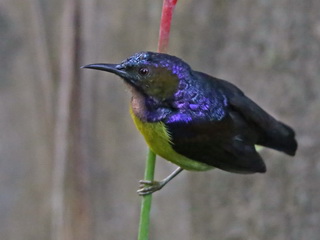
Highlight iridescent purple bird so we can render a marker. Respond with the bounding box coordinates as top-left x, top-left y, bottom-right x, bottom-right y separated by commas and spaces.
83, 52, 297, 195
